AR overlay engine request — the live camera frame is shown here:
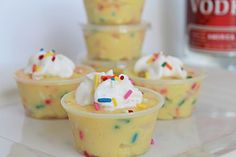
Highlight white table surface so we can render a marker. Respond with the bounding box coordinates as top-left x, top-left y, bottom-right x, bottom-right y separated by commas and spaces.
0, 64, 236, 157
